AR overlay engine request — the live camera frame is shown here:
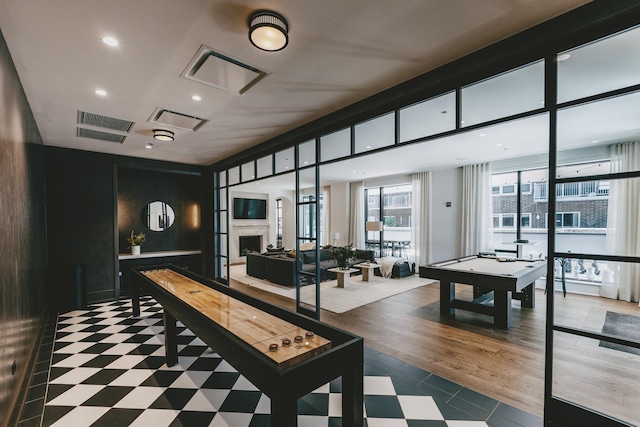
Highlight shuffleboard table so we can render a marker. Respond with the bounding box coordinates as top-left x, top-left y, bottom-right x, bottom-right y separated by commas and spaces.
419, 255, 546, 329
131, 264, 363, 427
